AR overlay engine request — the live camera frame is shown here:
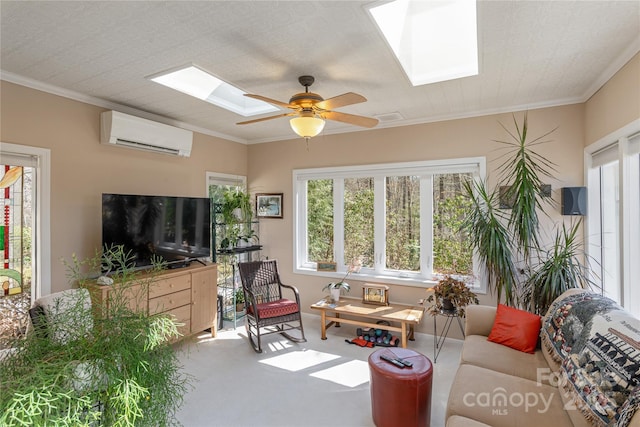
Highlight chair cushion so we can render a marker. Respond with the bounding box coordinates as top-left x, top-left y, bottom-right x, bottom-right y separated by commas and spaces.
487, 304, 541, 354
251, 299, 299, 319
